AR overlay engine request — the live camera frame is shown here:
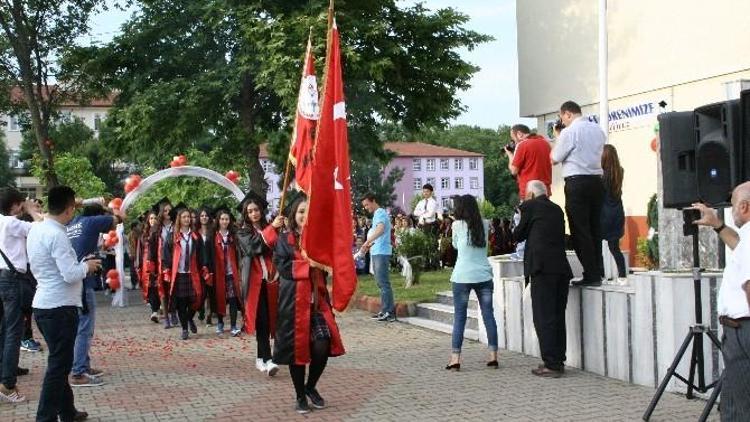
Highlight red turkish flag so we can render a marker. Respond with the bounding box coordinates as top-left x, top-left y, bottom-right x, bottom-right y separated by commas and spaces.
289, 37, 319, 194
302, 19, 356, 312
